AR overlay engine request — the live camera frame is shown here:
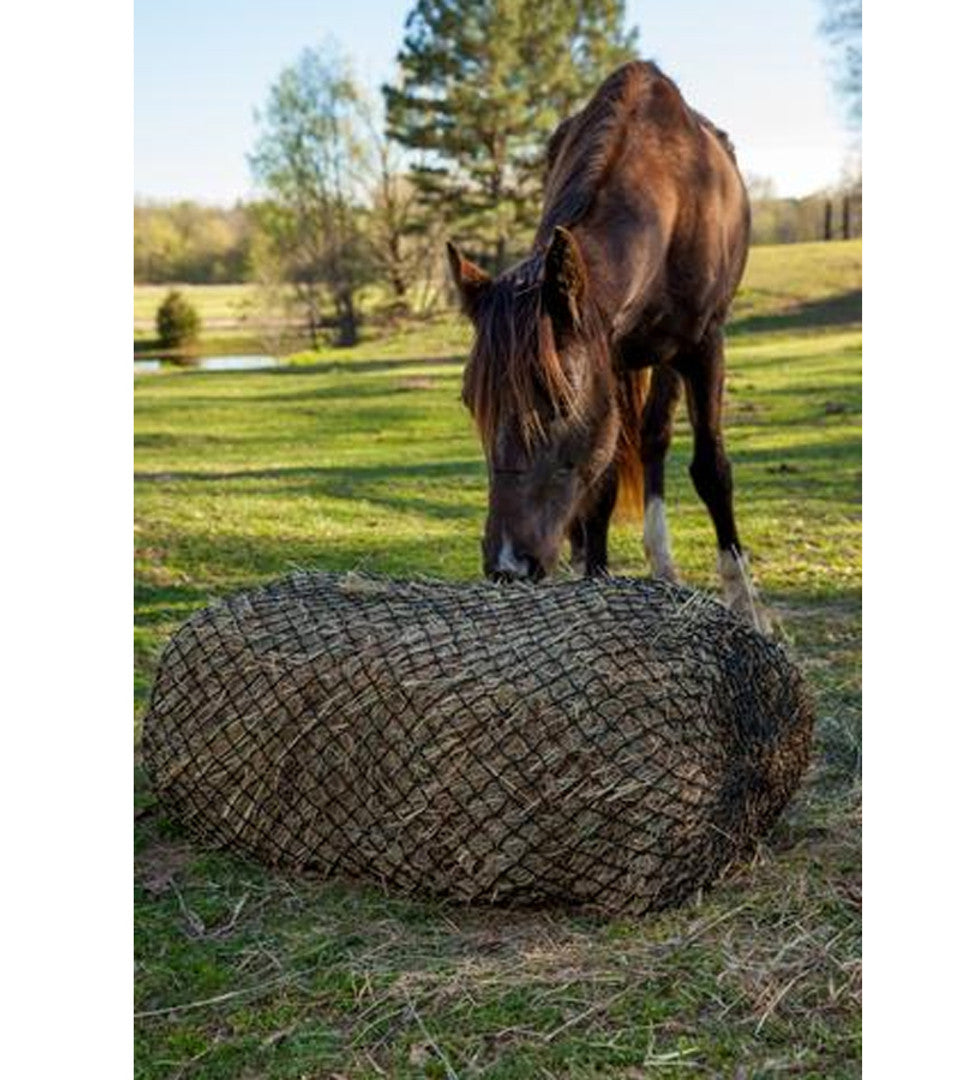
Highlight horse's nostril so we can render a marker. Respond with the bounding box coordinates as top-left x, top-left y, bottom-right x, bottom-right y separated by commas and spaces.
489, 562, 529, 583
490, 569, 516, 584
